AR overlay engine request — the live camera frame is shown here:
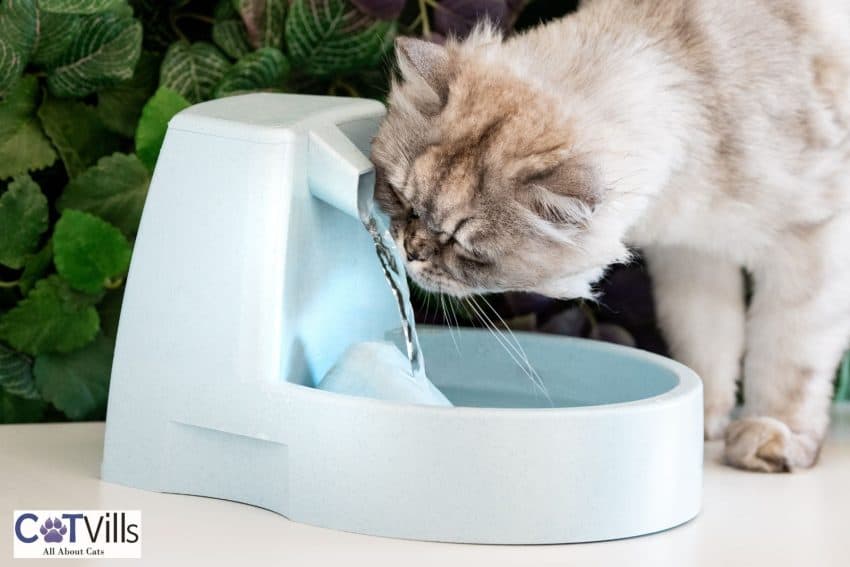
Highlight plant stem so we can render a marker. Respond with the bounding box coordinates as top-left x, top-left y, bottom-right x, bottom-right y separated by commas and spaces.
406, 13, 423, 34
169, 10, 190, 43
330, 79, 360, 98
0, 280, 19, 289
175, 13, 216, 25
417, 0, 431, 37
